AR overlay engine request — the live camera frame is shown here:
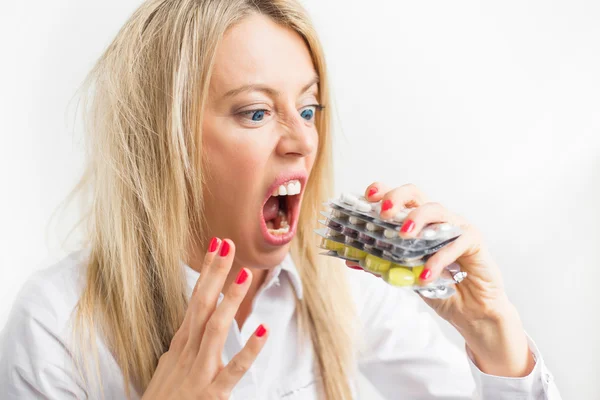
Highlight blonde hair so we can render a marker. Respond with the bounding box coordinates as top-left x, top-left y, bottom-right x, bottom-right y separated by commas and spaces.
69, 0, 356, 398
